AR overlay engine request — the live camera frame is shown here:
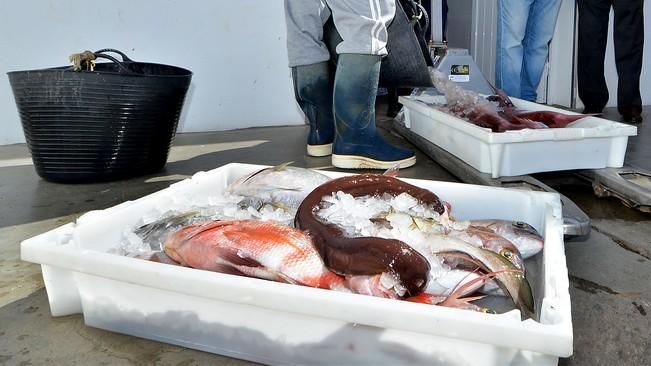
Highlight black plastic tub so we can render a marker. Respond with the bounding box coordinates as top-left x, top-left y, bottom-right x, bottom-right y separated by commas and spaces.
7, 49, 192, 183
